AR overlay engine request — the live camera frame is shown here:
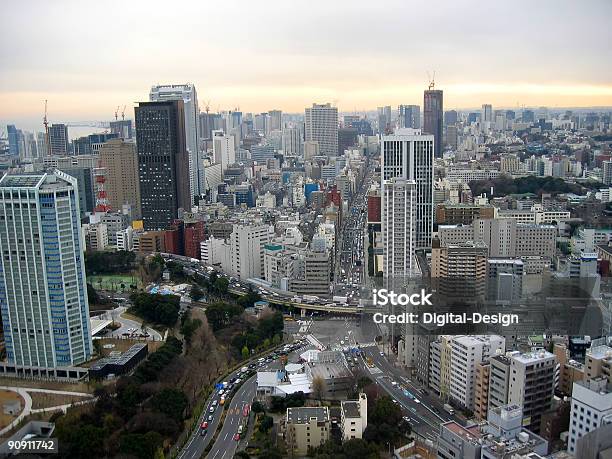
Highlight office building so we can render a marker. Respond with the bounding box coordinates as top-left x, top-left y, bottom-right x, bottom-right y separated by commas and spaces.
285, 407, 330, 455
377, 106, 392, 133
150, 84, 200, 198
48, 124, 69, 155
429, 335, 504, 410
423, 89, 443, 157
0, 172, 93, 368
109, 119, 133, 139
487, 258, 524, 303
444, 110, 458, 126
304, 103, 338, 157
381, 128, 434, 261
508, 351, 556, 433
398, 104, 420, 129
212, 130, 236, 173
282, 126, 303, 156
431, 240, 488, 300
482, 104, 493, 123
83, 222, 109, 251
229, 223, 271, 280
135, 100, 191, 231
437, 422, 482, 459
489, 354, 512, 412
568, 377, 612, 455
98, 139, 141, 218
269, 109, 282, 131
